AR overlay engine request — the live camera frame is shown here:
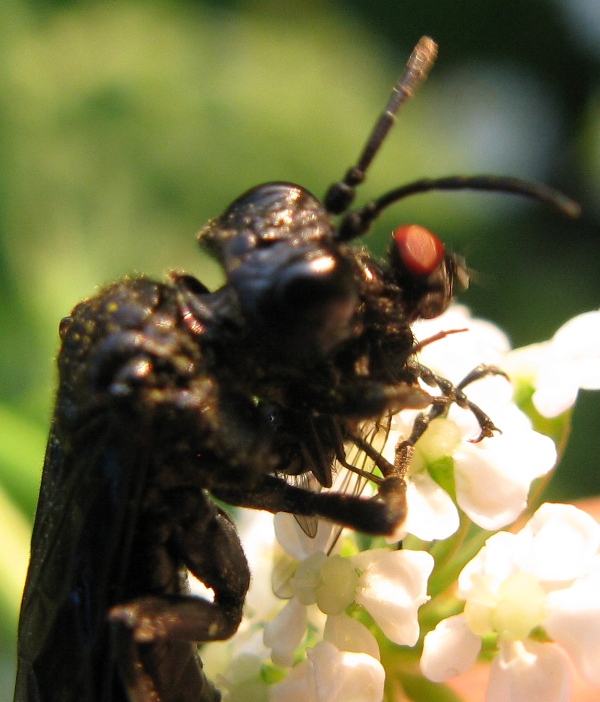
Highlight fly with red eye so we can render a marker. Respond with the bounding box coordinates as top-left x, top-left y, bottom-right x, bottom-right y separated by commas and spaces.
202, 35, 579, 539
15, 36, 580, 702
